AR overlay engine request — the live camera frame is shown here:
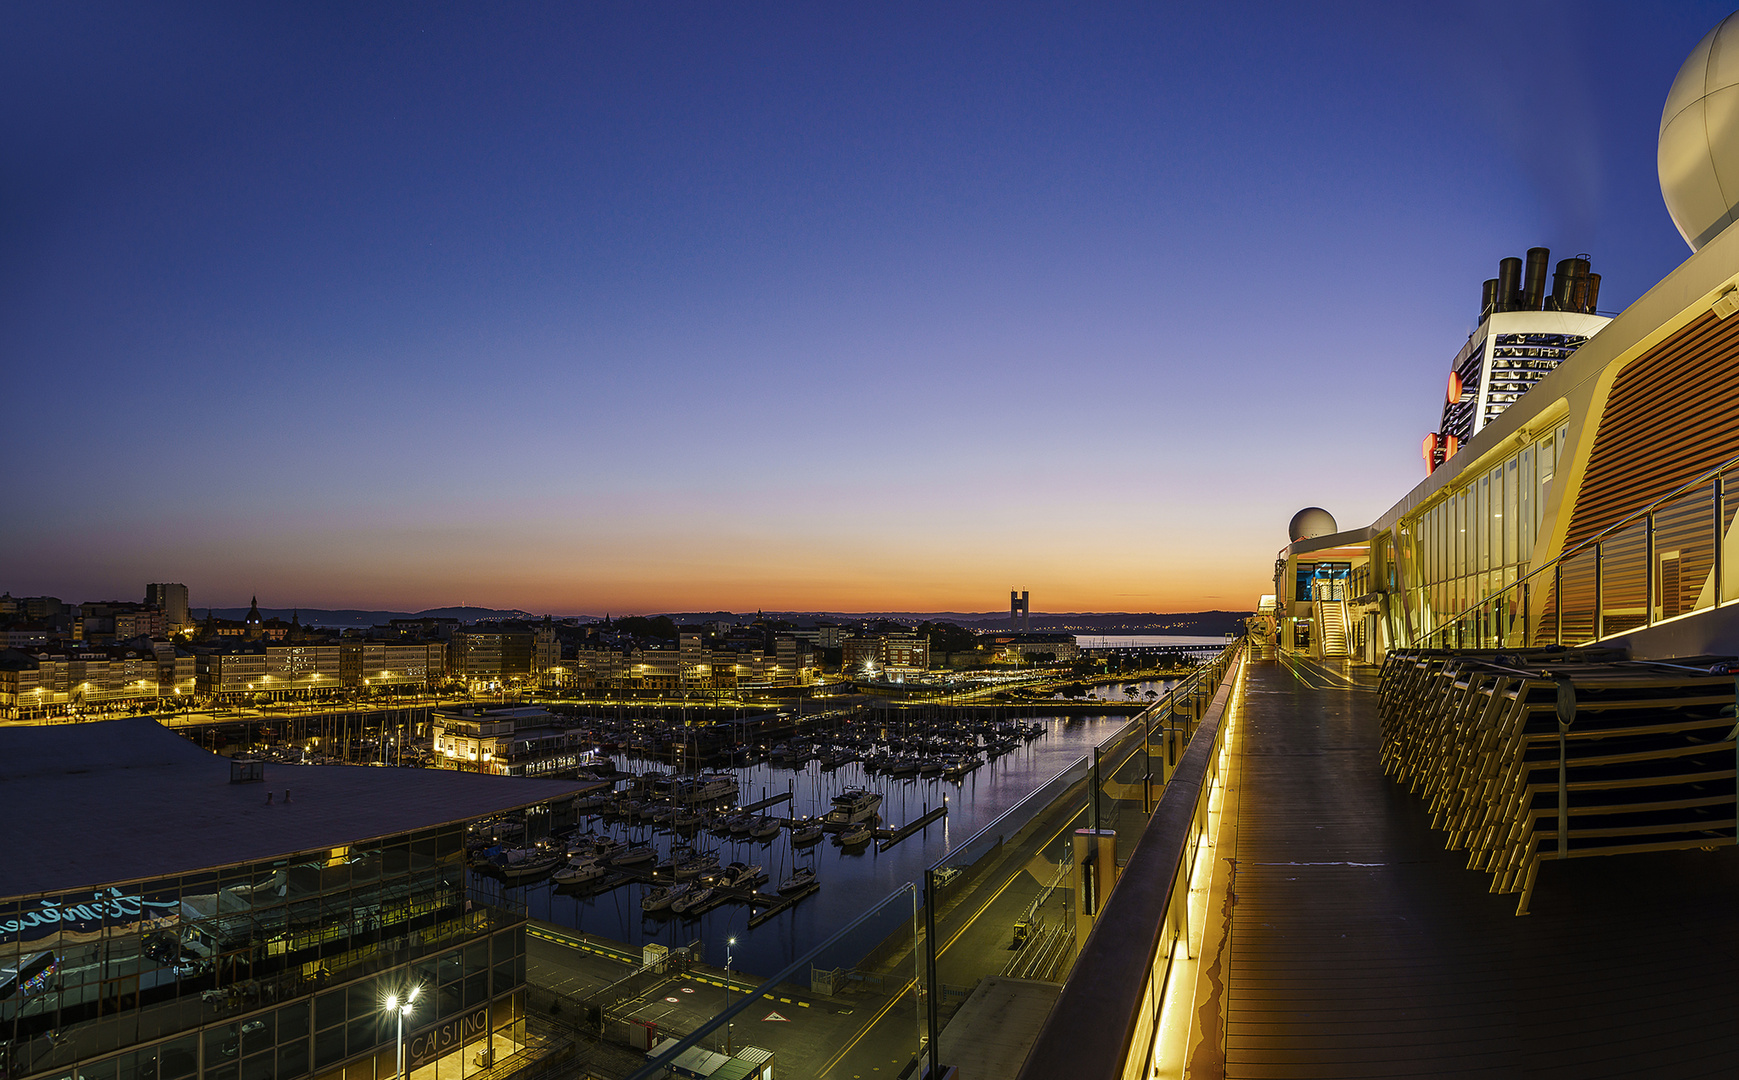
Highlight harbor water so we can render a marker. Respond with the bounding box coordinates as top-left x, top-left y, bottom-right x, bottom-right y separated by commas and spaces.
482, 710, 1141, 978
